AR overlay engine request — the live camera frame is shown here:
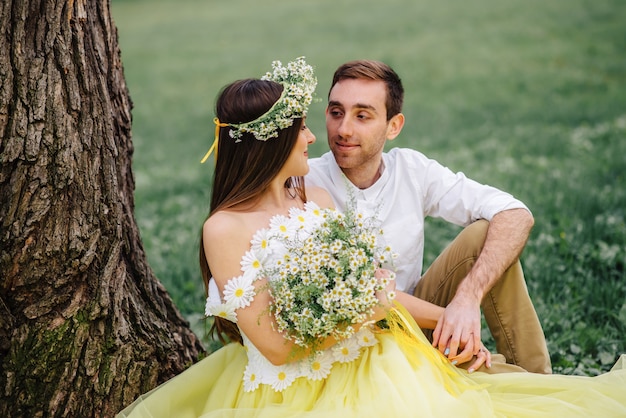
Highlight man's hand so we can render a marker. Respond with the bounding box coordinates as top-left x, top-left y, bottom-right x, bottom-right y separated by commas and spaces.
431, 208, 534, 368
432, 293, 482, 365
